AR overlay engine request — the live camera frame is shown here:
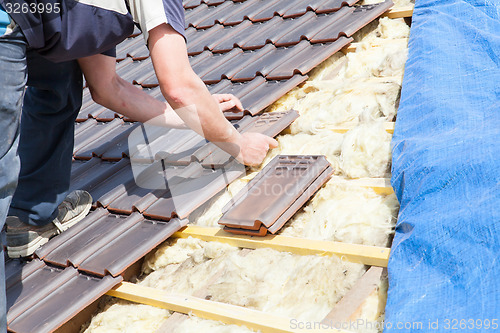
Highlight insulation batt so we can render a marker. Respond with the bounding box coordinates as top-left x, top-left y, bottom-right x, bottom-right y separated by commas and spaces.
85, 238, 365, 332
142, 238, 366, 322
280, 183, 398, 247
82, 300, 170, 333
84, 16, 408, 333
174, 316, 257, 333
361, 0, 414, 8
289, 79, 401, 134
